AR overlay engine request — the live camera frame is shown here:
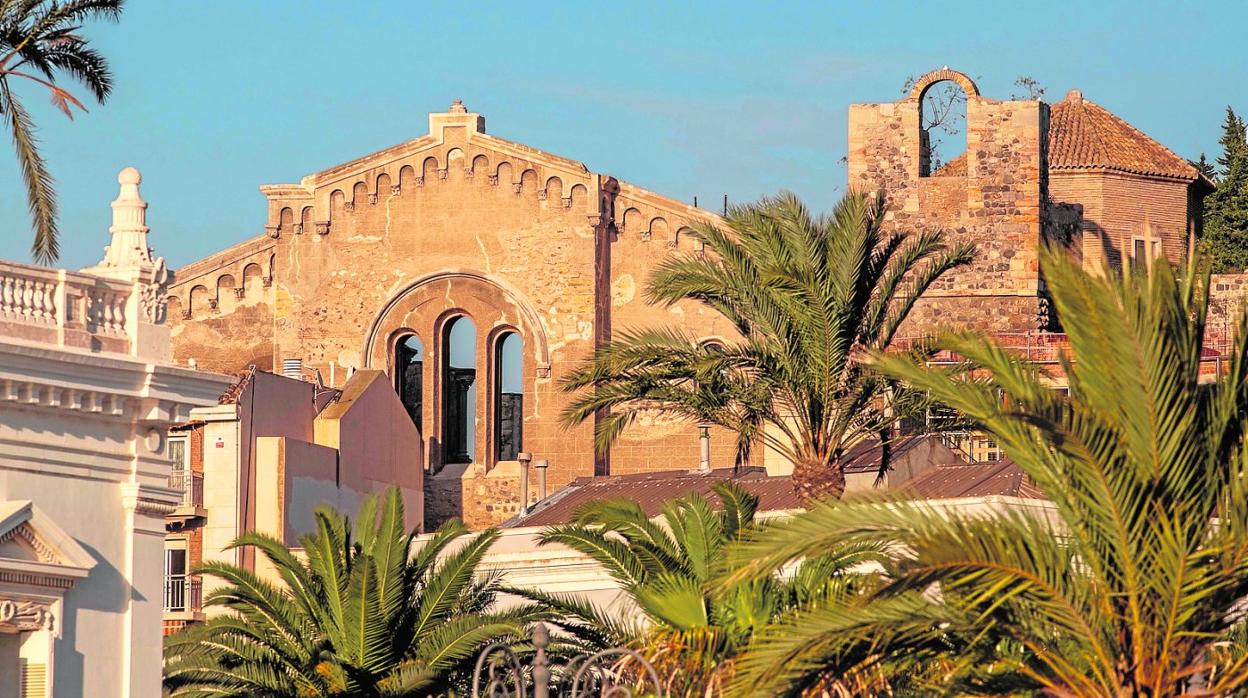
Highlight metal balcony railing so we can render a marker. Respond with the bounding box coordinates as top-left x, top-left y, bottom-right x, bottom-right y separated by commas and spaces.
163, 574, 202, 614
169, 470, 203, 508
